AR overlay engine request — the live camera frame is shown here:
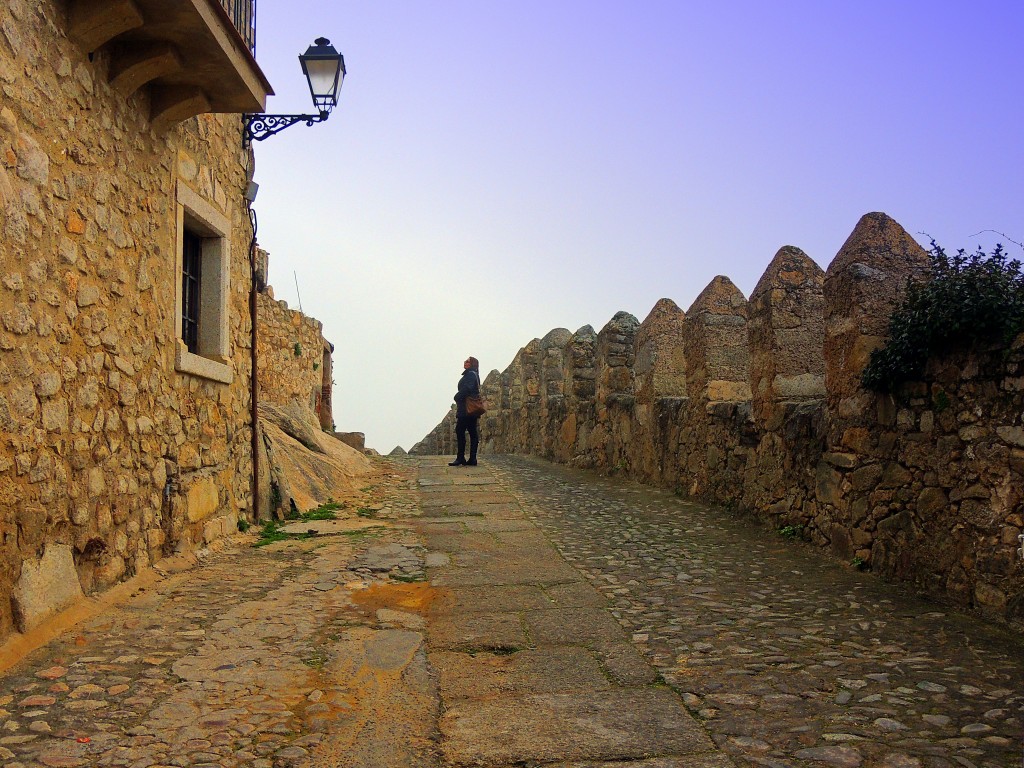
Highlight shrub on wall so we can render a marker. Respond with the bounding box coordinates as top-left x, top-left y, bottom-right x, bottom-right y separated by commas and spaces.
863, 242, 1024, 391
